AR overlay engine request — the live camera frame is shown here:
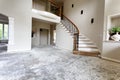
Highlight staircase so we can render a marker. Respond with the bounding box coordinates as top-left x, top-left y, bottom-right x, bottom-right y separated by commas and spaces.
47, 1, 100, 56
60, 15, 100, 57
77, 34, 100, 56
